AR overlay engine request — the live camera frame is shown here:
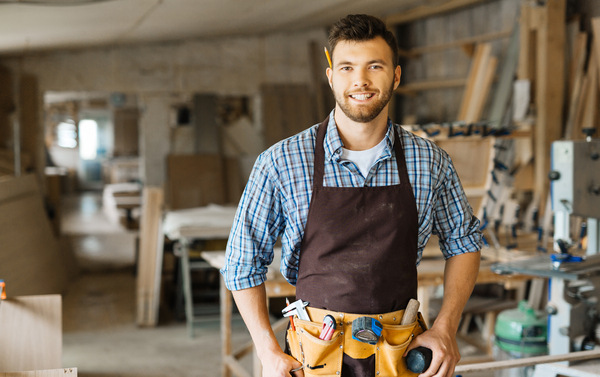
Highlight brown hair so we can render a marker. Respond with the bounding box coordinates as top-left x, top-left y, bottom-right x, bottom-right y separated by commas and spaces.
328, 14, 399, 66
